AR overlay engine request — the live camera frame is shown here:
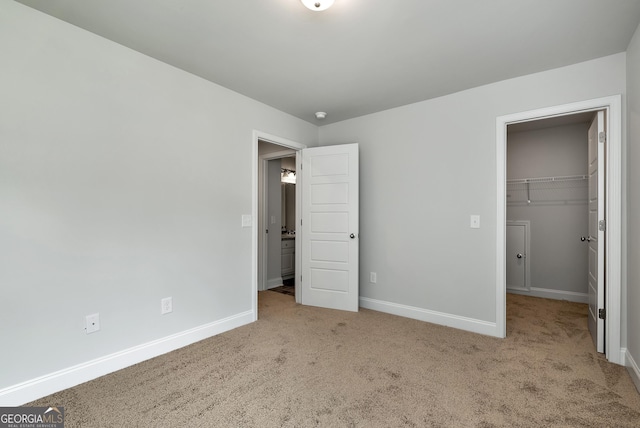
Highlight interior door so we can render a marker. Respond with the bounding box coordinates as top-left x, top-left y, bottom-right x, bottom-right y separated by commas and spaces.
506, 223, 526, 289
300, 143, 359, 312
587, 110, 605, 353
